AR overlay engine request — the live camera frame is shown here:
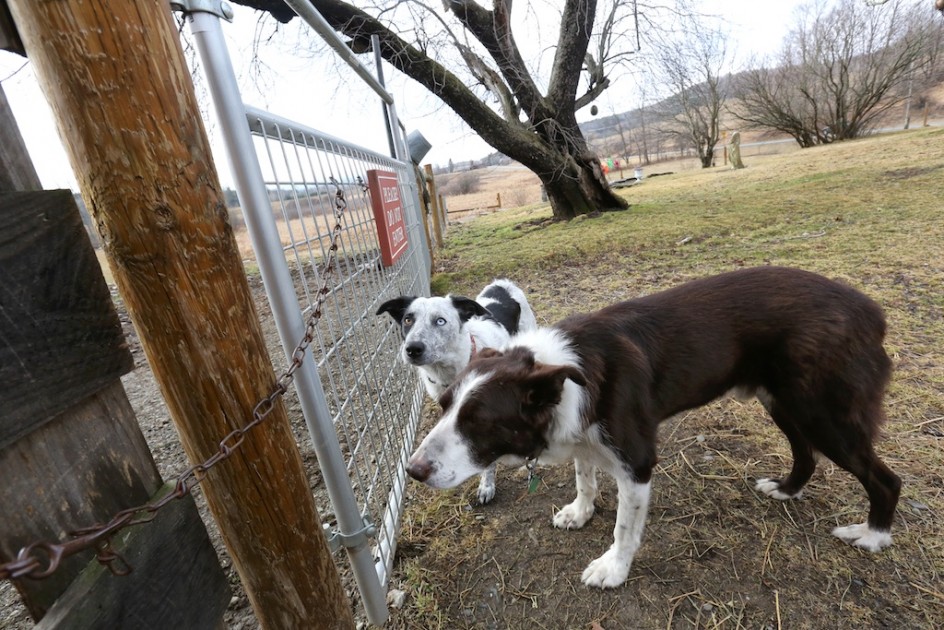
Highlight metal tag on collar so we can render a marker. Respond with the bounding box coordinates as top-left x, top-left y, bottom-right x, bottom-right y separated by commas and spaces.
526, 457, 540, 494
